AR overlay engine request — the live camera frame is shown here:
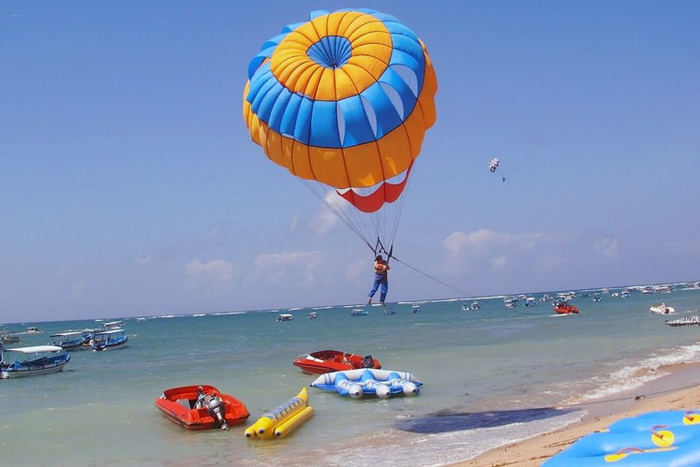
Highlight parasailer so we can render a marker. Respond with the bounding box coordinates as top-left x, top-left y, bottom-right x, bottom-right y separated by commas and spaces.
488, 157, 499, 173
243, 8, 437, 261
